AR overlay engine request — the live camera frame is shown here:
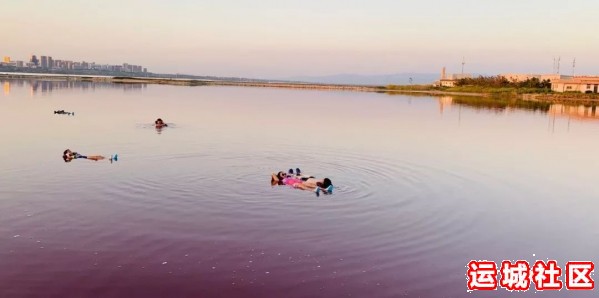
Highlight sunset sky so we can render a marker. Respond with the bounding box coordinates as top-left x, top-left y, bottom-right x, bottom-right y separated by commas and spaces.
3, 0, 598, 78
